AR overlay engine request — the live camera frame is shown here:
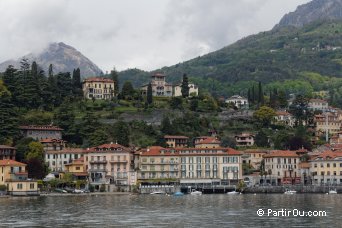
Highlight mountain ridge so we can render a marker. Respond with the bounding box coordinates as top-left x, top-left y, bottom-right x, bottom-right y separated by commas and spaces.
0, 42, 103, 77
